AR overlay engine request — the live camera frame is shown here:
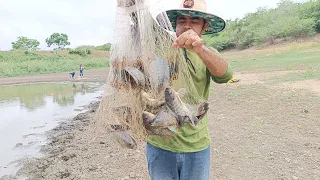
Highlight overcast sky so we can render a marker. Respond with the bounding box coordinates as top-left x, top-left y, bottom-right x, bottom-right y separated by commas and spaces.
0, 0, 307, 50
